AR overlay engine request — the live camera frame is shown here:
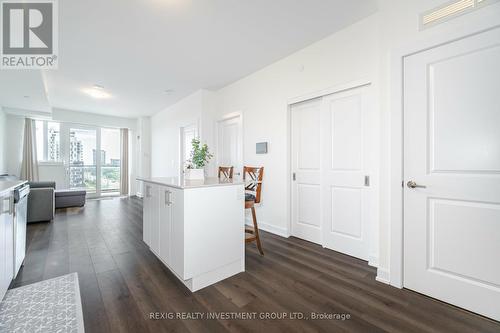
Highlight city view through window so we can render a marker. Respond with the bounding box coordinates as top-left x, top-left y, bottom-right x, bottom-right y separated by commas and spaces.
69, 128, 98, 191
100, 128, 121, 192
69, 127, 121, 193
36, 121, 121, 195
